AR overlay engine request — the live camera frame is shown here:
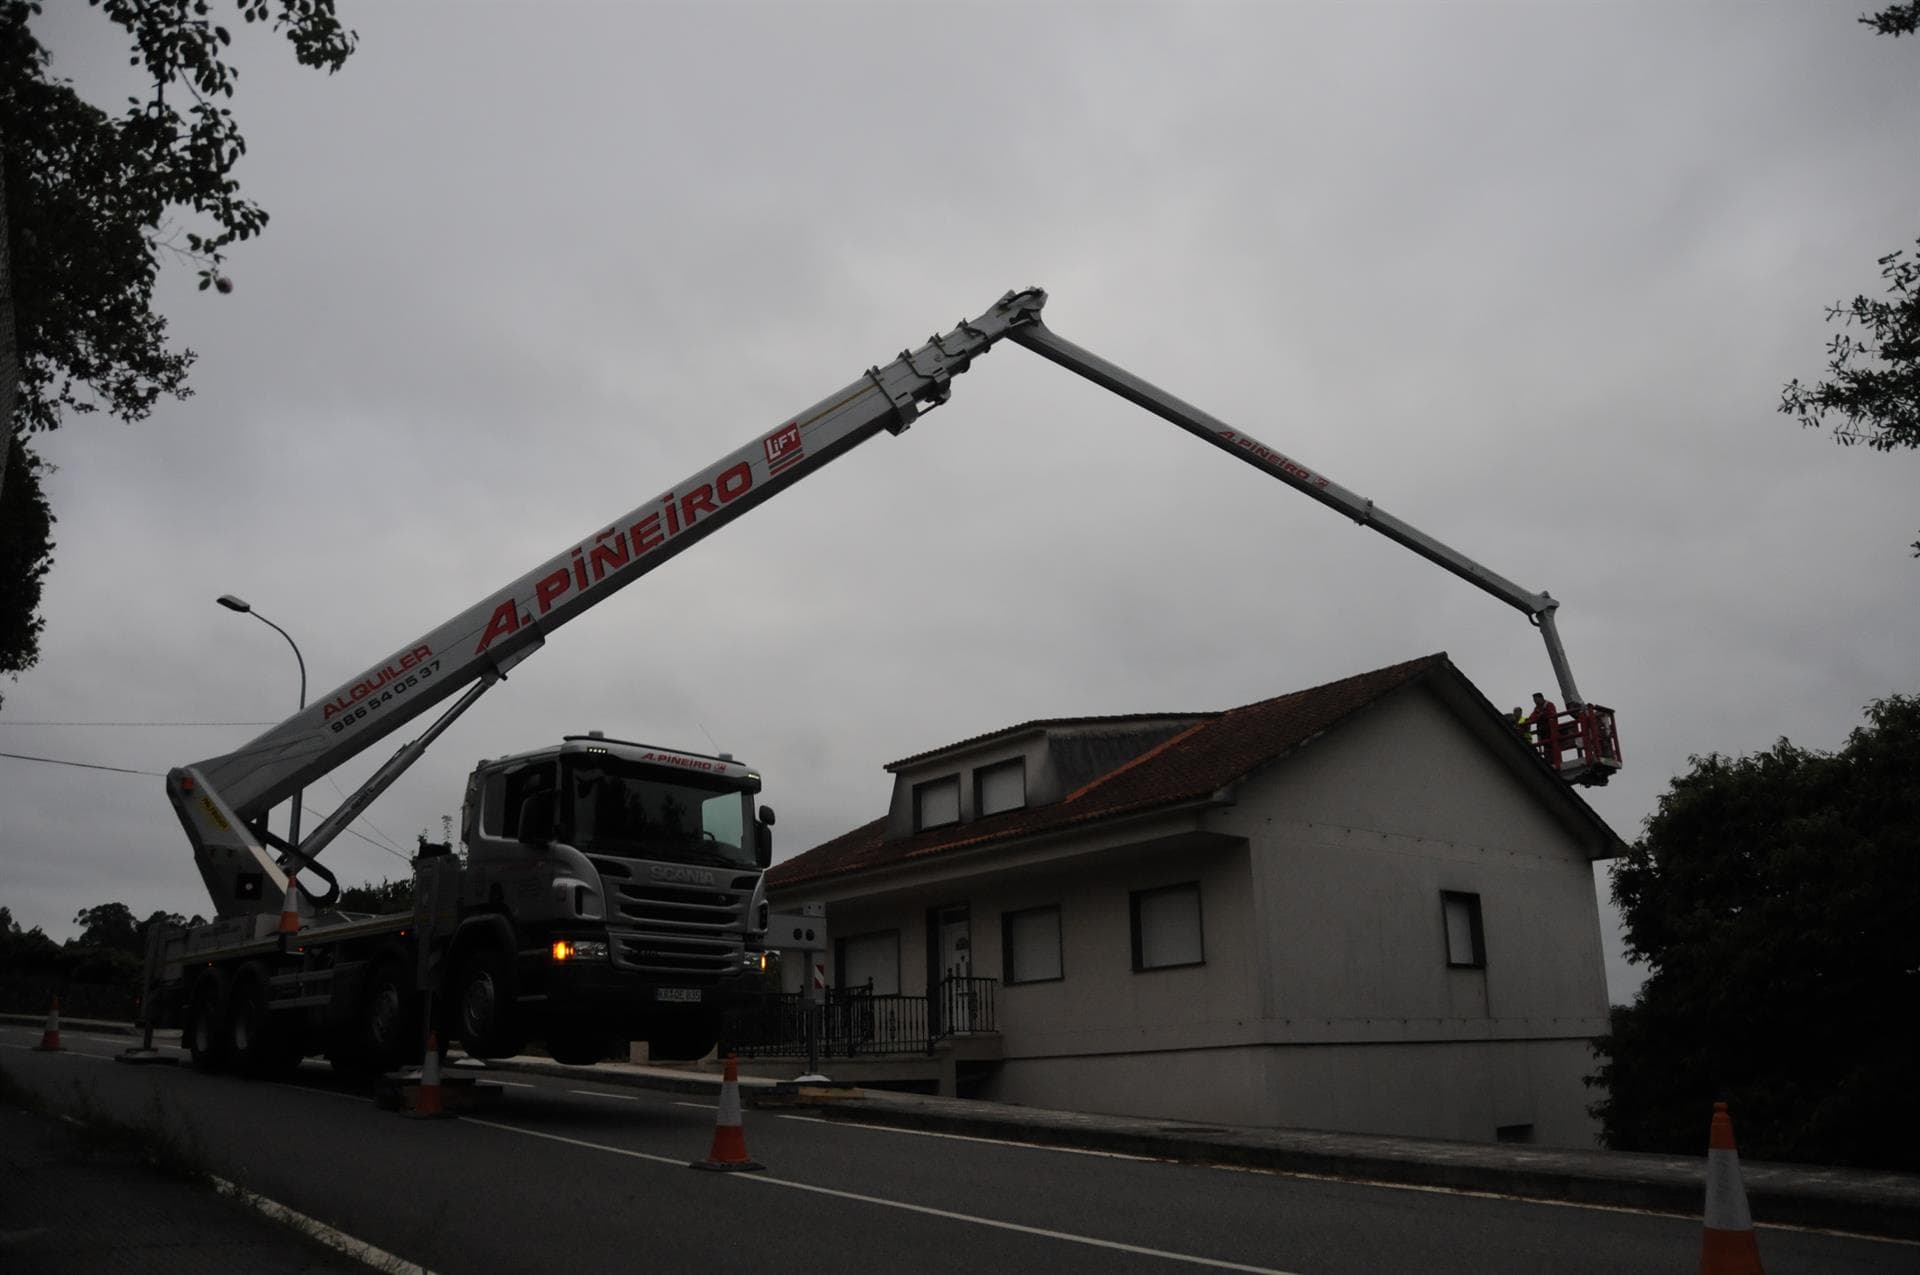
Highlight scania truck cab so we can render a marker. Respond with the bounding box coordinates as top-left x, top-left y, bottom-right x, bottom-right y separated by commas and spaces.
458, 734, 772, 1064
